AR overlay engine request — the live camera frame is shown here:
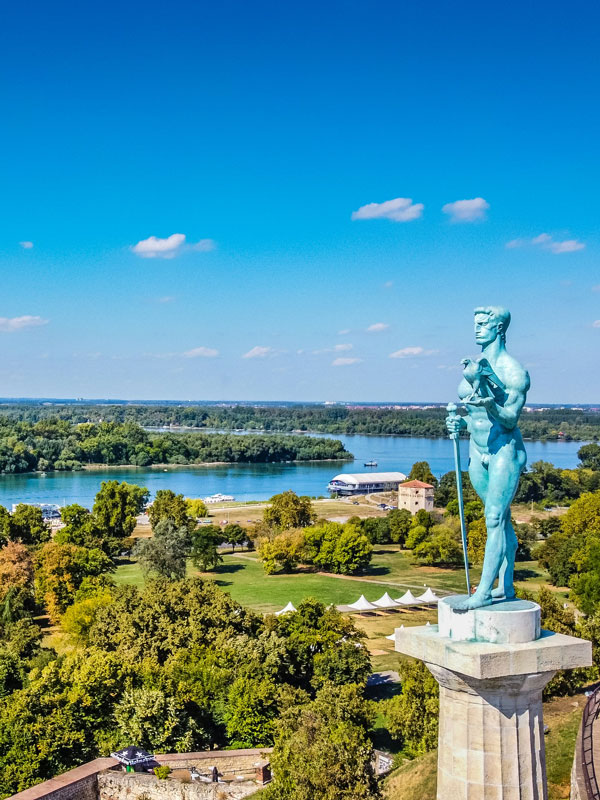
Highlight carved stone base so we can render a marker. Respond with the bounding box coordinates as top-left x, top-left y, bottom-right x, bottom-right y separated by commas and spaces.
393, 619, 592, 800
430, 664, 552, 800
